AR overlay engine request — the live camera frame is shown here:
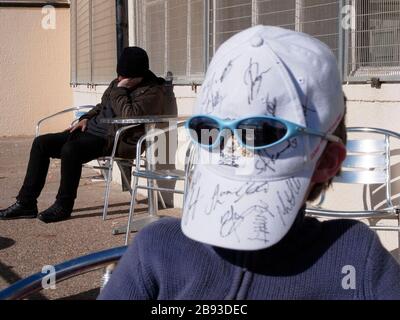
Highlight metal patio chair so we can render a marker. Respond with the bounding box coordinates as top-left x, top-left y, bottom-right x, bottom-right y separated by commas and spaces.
35, 106, 144, 221
0, 246, 127, 300
306, 127, 400, 251
124, 122, 193, 244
